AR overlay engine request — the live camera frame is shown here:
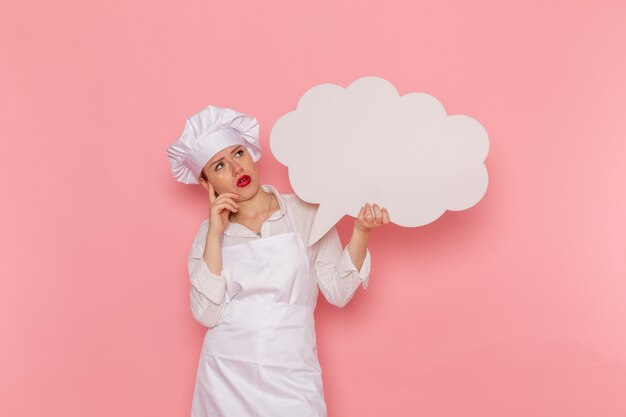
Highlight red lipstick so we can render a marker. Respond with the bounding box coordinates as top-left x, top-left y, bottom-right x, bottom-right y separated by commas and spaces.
237, 175, 251, 187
